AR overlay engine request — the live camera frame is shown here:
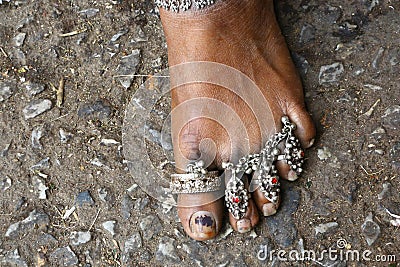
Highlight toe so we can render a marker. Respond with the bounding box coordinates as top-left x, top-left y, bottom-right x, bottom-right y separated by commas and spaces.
178, 193, 224, 241
286, 104, 316, 149
228, 175, 259, 233
252, 186, 281, 217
